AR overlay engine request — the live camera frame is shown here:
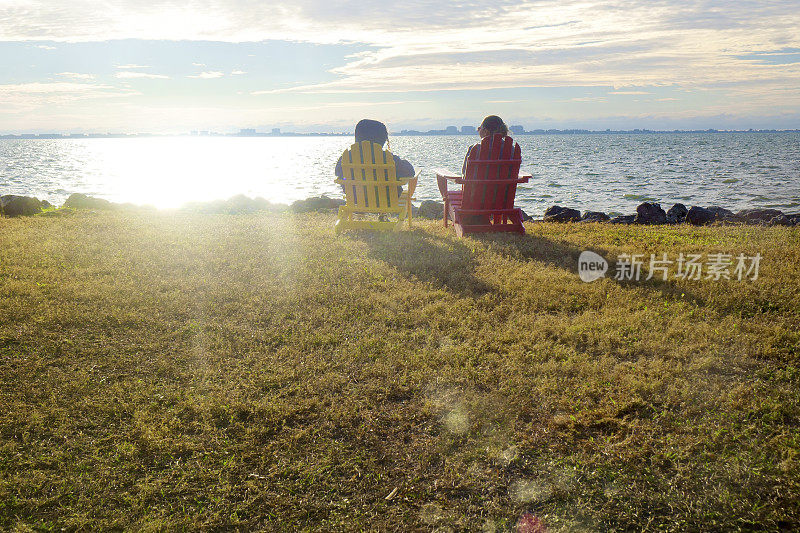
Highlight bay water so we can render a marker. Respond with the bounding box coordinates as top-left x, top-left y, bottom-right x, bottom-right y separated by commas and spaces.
1, 132, 798, 217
